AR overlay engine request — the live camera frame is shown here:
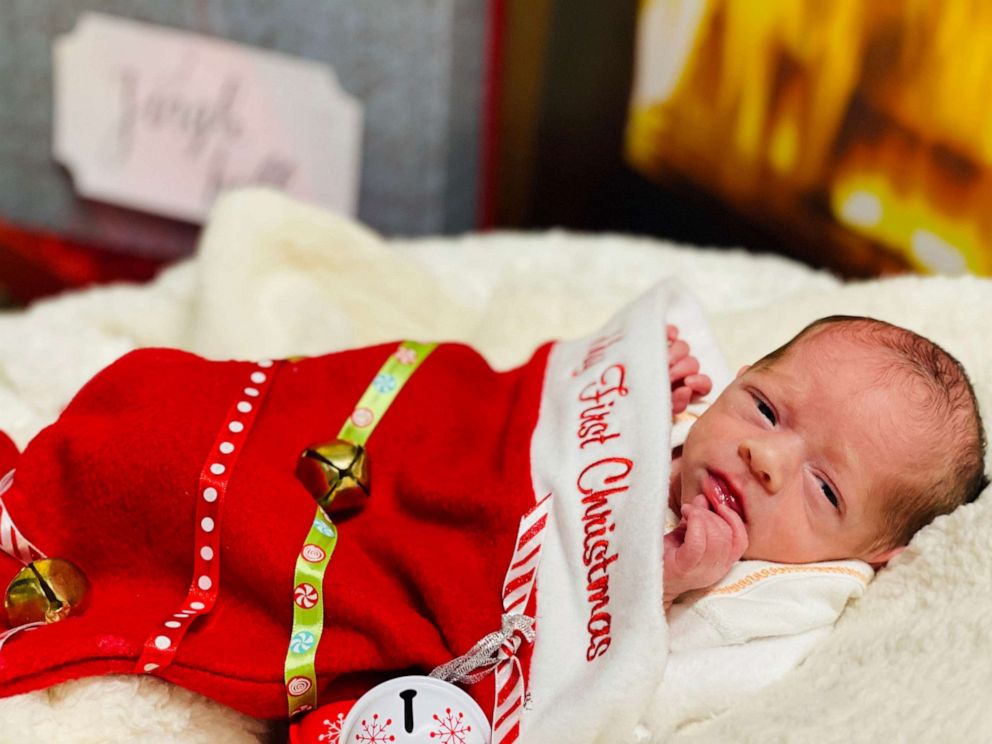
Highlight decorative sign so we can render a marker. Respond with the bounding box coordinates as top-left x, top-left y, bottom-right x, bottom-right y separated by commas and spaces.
52, 13, 363, 223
